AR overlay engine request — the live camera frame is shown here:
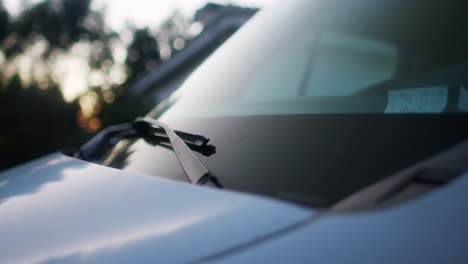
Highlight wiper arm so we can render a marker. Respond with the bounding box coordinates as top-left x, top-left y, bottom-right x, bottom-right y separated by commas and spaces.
78, 117, 221, 187
135, 117, 221, 187
79, 121, 209, 160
